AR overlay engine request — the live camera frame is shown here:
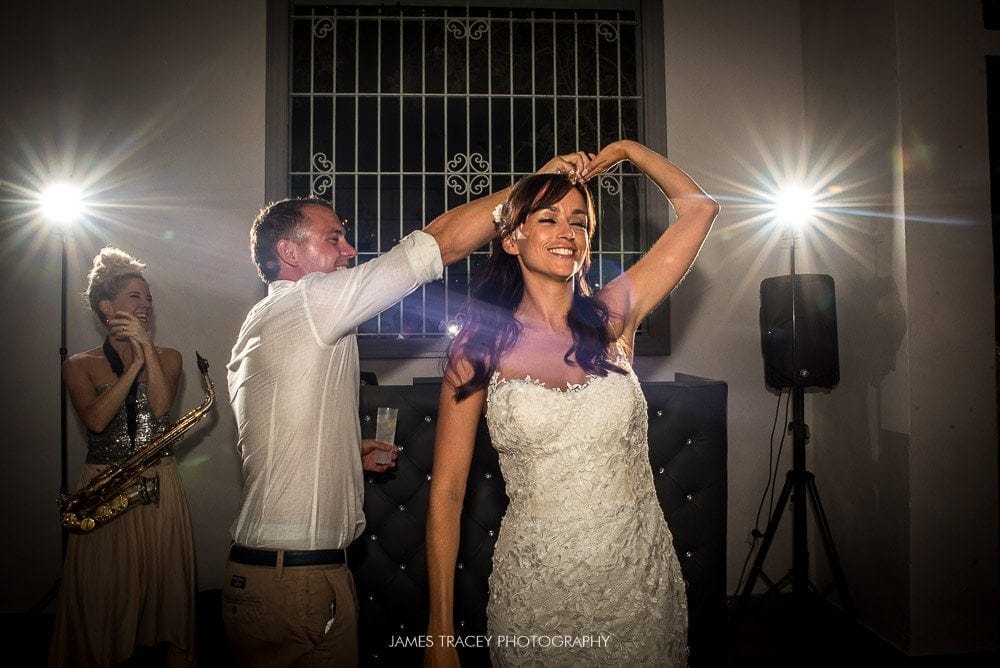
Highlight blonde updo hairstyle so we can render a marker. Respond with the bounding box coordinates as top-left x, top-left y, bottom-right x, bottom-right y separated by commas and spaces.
84, 247, 147, 324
